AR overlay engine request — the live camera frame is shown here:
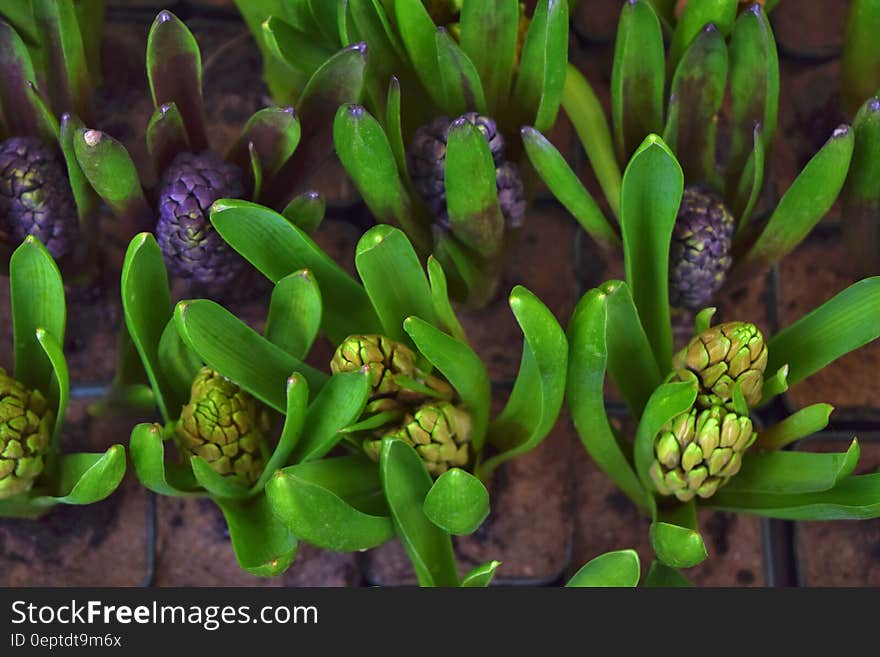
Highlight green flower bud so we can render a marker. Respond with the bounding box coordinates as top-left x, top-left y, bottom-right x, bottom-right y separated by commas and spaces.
674, 321, 768, 409
175, 368, 270, 486
364, 401, 472, 477
331, 335, 417, 397
649, 406, 756, 502
0, 368, 53, 499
